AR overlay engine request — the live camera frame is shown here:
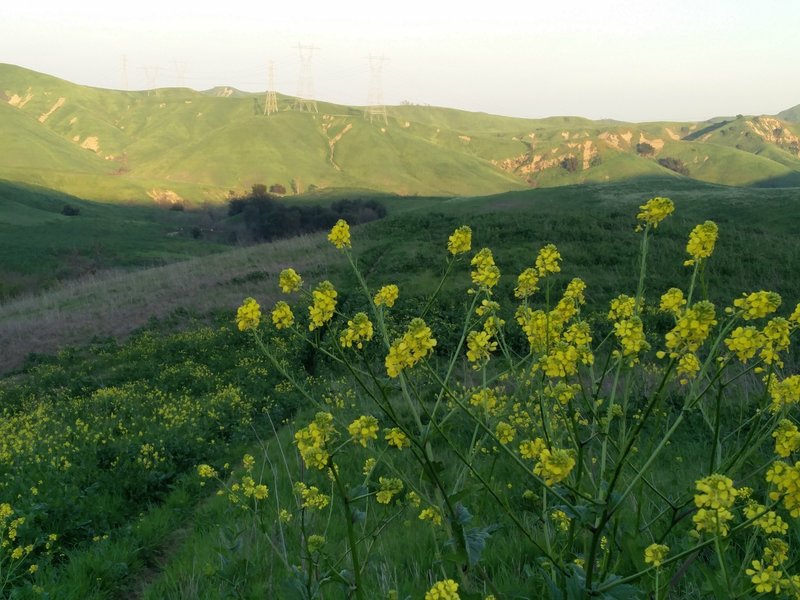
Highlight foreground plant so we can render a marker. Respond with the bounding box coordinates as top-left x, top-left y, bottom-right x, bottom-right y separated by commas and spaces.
225, 199, 800, 598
